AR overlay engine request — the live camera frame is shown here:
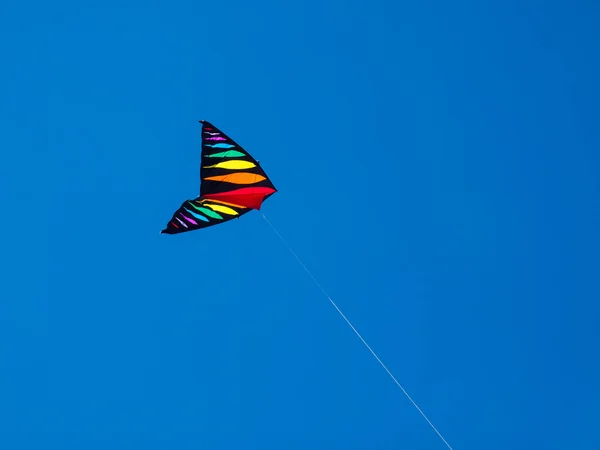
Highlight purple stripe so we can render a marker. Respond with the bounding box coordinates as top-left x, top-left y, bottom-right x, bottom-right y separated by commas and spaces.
181, 213, 198, 225
205, 137, 226, 141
